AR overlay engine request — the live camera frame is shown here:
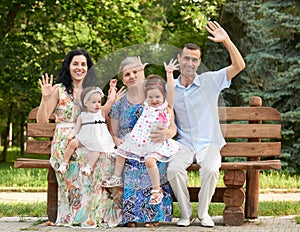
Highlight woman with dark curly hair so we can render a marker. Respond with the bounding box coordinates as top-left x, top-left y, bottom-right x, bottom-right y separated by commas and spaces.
37, 49, 122, 228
